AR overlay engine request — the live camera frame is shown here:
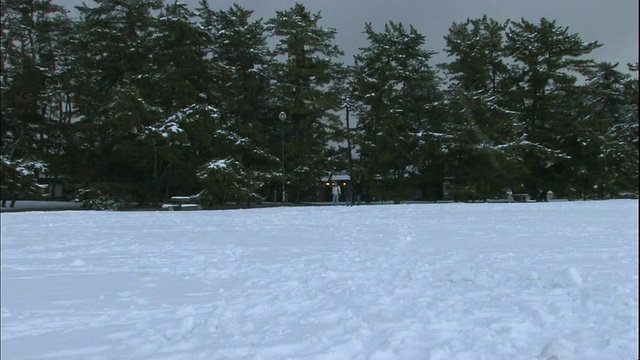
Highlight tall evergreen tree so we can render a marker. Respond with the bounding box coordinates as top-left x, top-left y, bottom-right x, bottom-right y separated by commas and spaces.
352, 21, 440, 201
134, 1, 215, 202
66, 0, 162, 205
504, 18, 602, 200
197, 4, 278, 204
440, 16, 516, 201
1, 0, 72, 200
265, 3, 344, 202
617, 62, 639, 195
567, 61, 639, 199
